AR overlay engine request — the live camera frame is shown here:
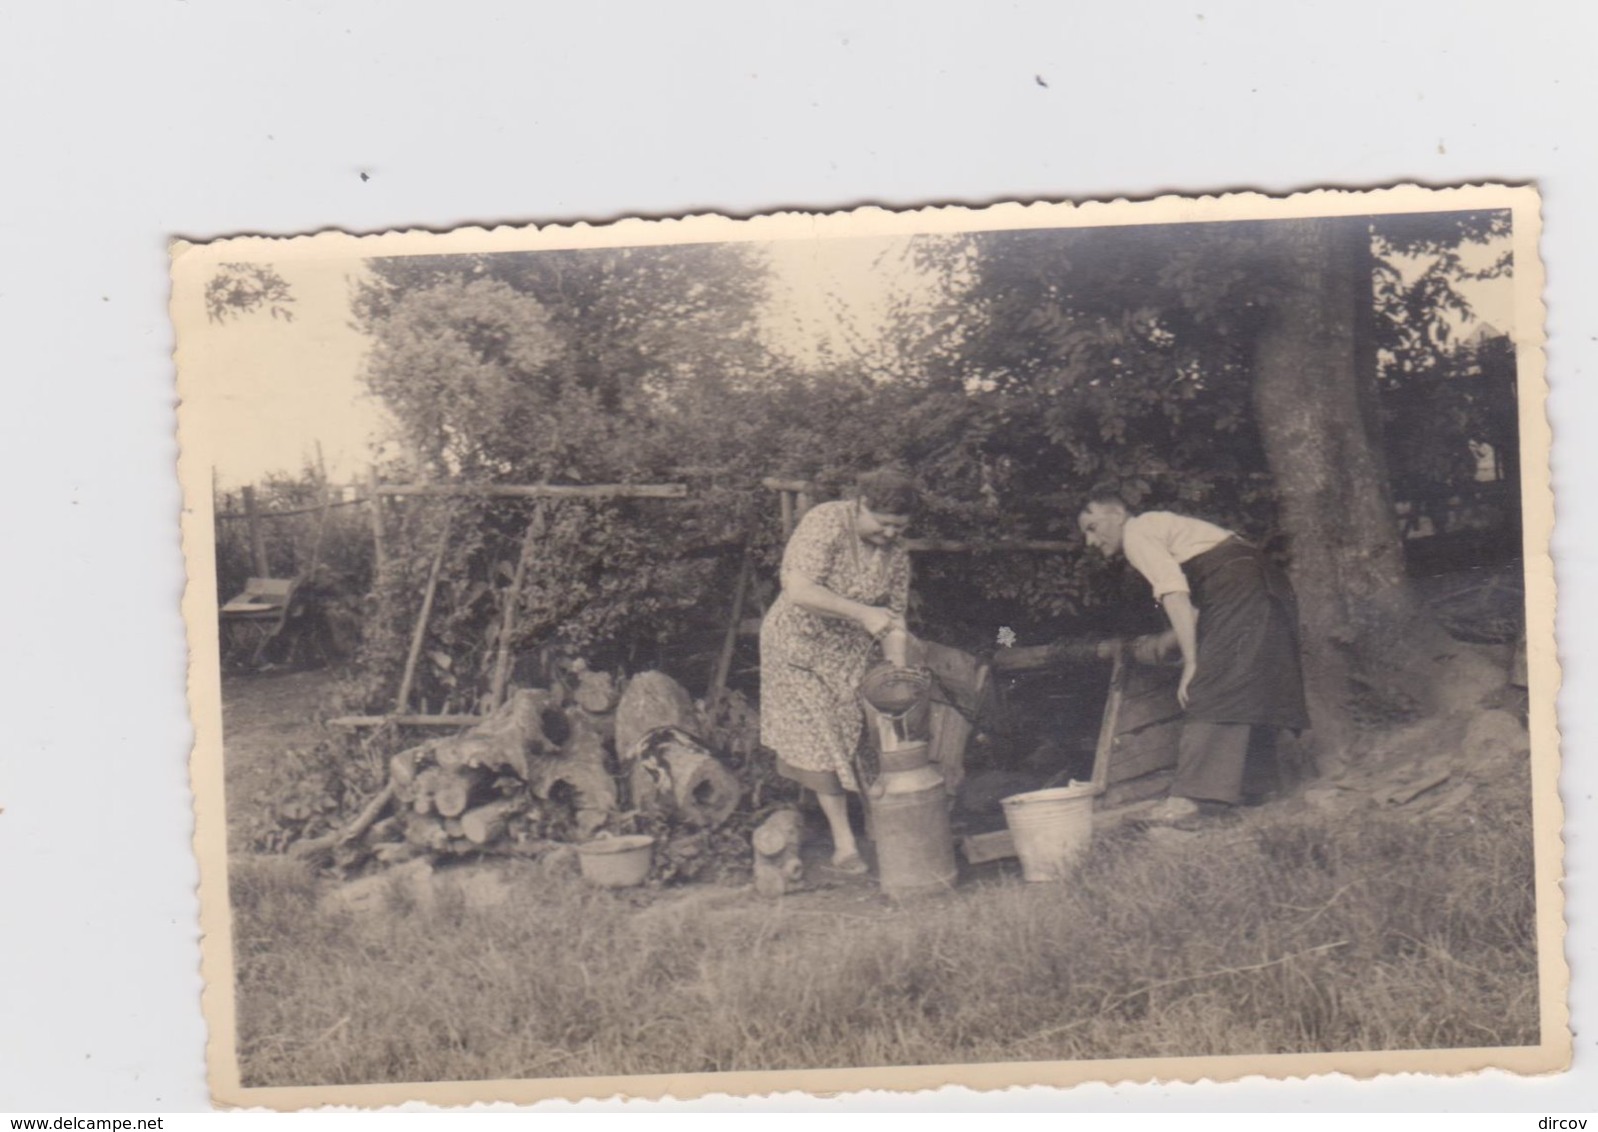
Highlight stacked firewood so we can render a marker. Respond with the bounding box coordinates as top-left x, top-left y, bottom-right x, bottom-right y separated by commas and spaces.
296, 667, 744, 870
